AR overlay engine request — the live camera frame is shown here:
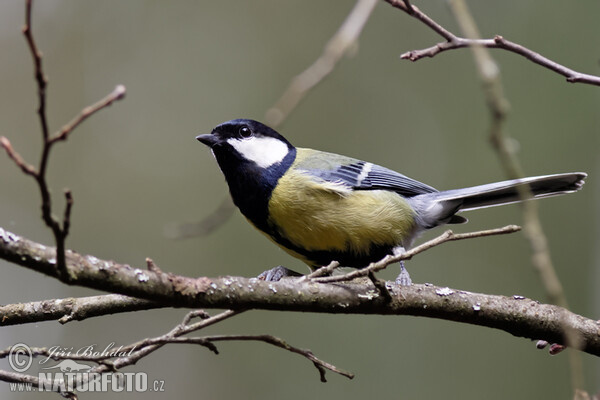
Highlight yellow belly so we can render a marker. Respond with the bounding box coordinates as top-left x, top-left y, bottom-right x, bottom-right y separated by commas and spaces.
267, 171, 416, 257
